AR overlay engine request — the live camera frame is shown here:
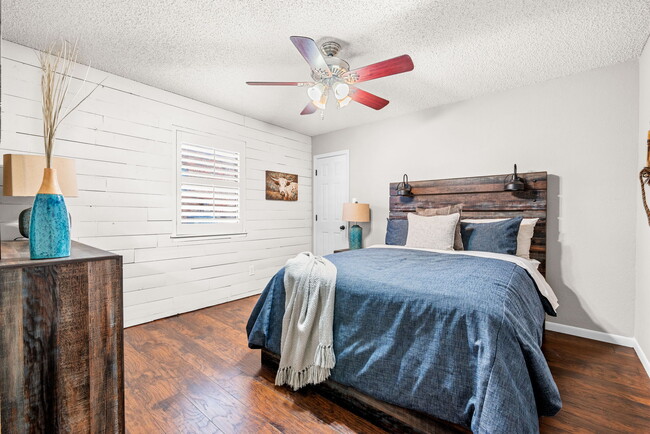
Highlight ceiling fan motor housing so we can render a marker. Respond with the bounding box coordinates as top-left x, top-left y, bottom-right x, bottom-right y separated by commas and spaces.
321, 41, 341, 57
310, 41, 350, 81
